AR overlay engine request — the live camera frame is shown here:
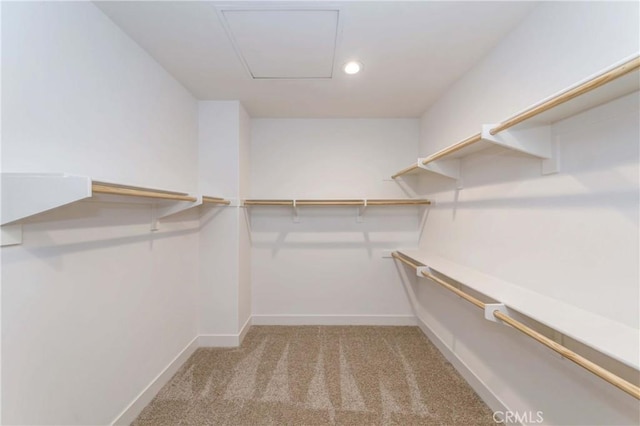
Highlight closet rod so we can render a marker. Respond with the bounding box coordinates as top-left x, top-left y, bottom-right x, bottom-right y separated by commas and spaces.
393, 253, 484, 309
492, 311, 640, 400
203, 196, 231, 205
391, 252, 640, 400
298, 200, 363, 206
244, 200, 293, 206
393, 253, 422, 269
393, 56, 640, 179
91, 183, 197, 202
392, 164, 421, 179
367, 199, 432, 205
244, 199, 431, 206
391, 133, 482, 179
490, 56, 640, 135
